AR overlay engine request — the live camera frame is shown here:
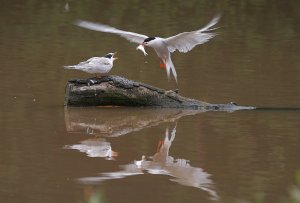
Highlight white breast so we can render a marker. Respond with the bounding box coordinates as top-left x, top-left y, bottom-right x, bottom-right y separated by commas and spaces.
150, 38, 170, 60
